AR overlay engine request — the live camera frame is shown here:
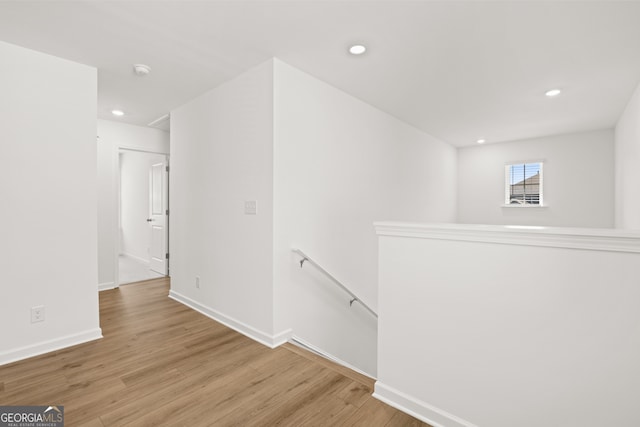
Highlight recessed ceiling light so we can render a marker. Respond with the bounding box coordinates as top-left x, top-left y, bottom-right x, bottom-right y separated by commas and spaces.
545, 88, 561, 97
111, 109, 124, 116
349, 44, 367, 55
477, 139, 486, 144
